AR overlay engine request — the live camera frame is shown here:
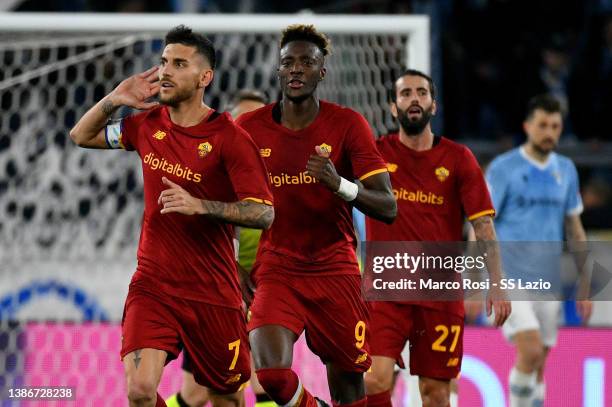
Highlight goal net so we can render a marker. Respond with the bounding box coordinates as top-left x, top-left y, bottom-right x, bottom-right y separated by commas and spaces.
0, 13, 429, 404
